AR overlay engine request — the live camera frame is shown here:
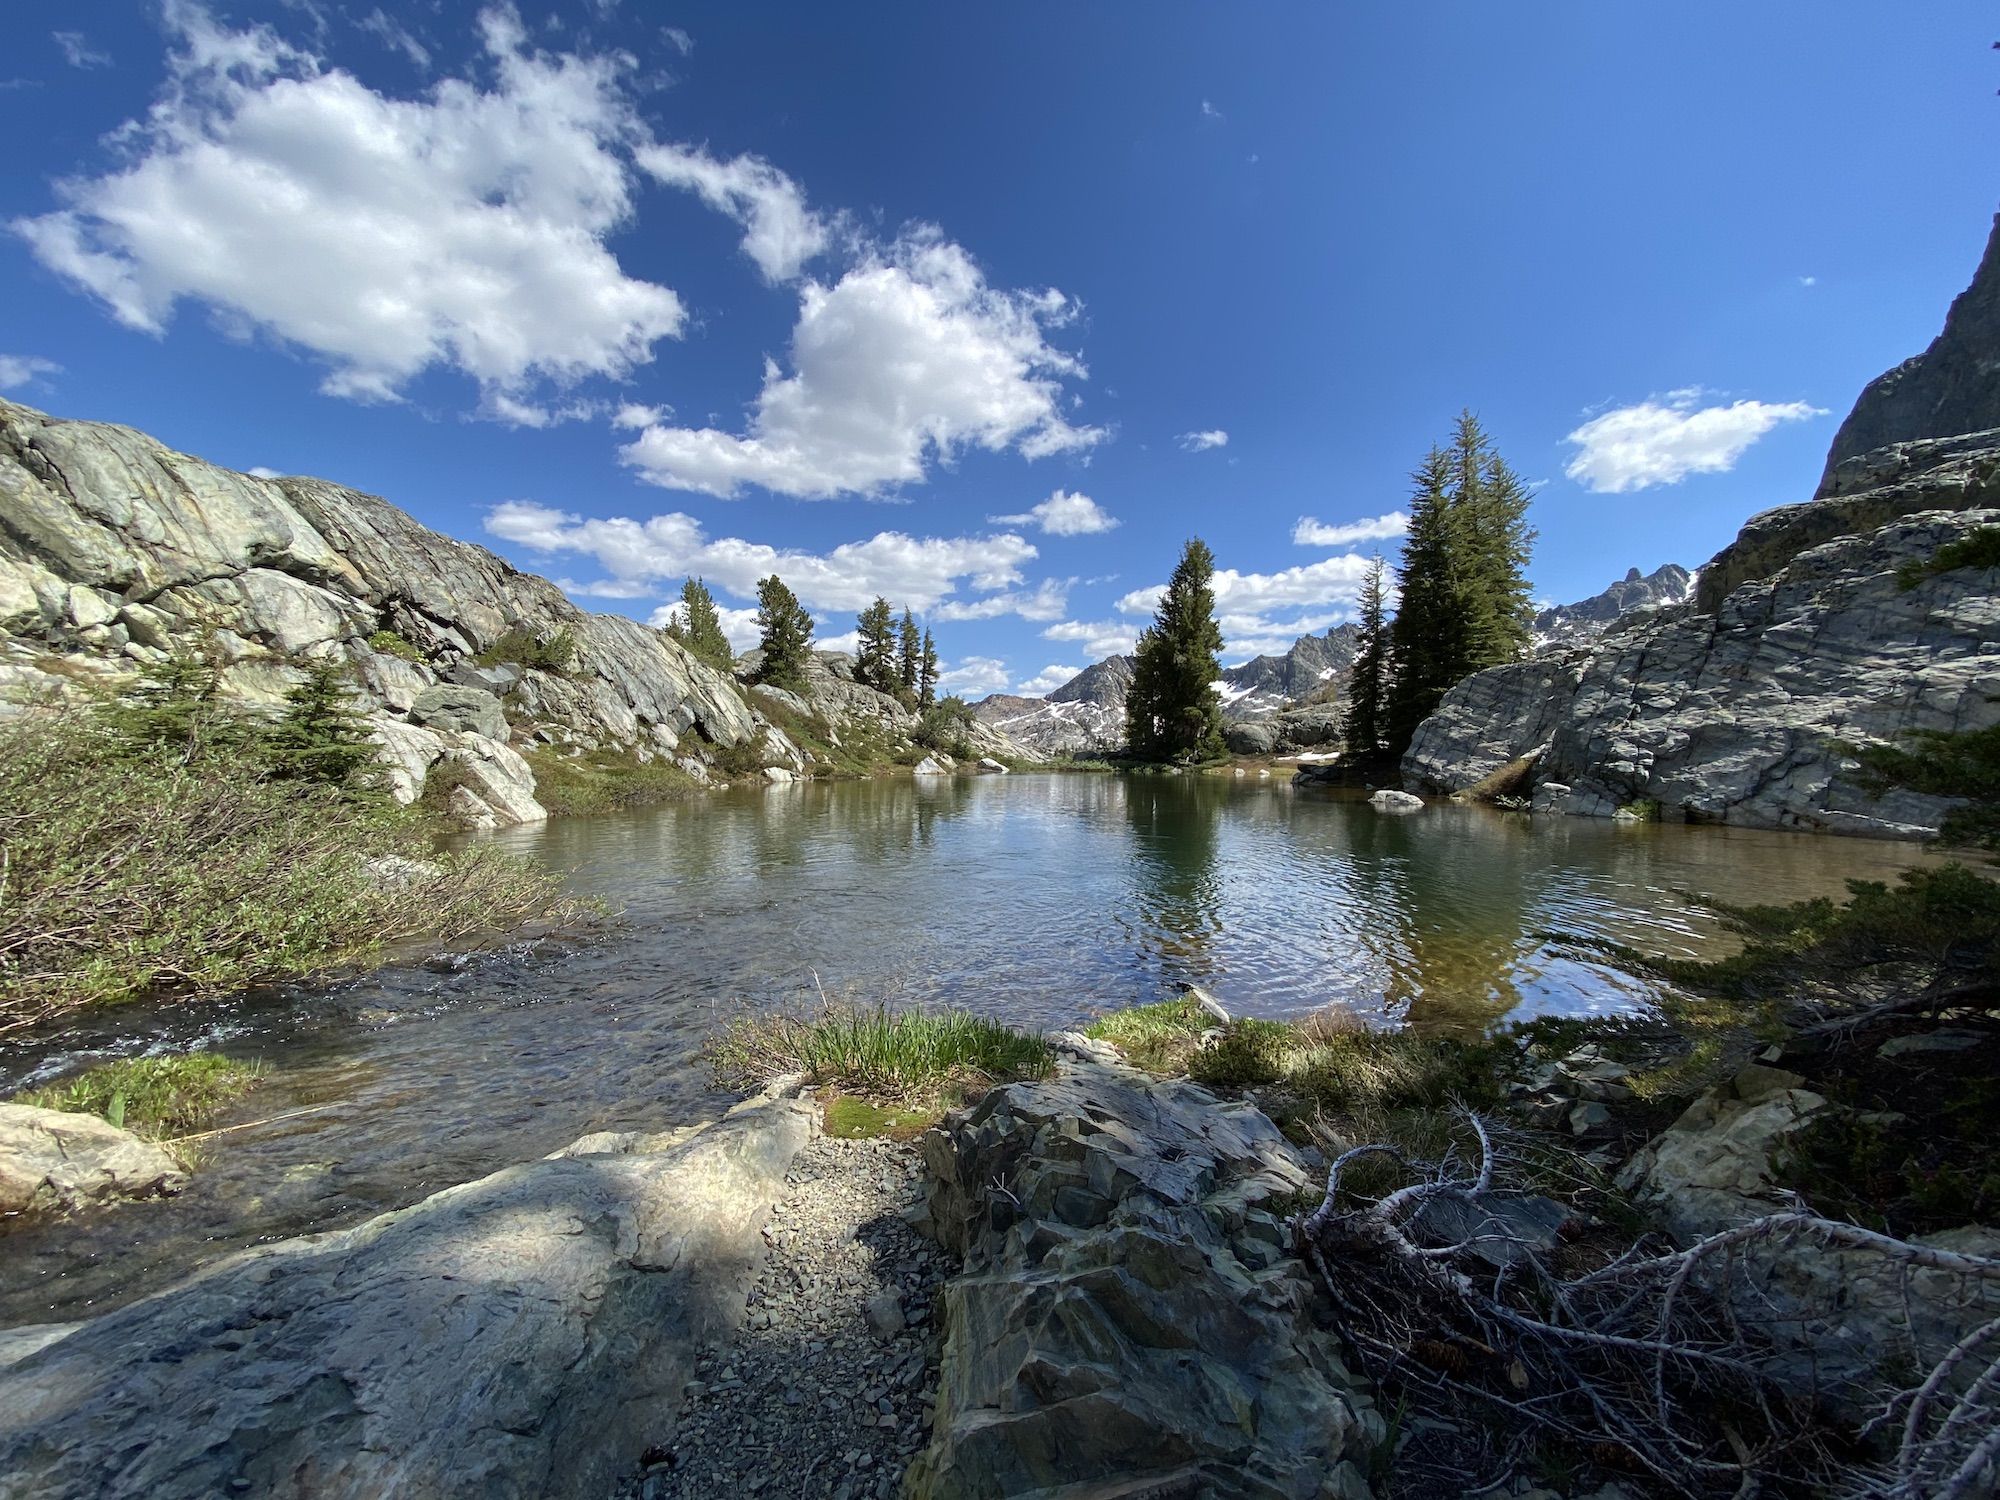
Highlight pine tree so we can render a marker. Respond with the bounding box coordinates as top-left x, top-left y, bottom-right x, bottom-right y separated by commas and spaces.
918, 629, 940, 709
755, 575, 814, 693
265, 657, 380, 793
1384, 414, 1536, 755
1124, 538, 1226, 763
855, 597, 897, 692
897, 608, 921, 695
665, 577, 734, 673
1342, 555, 1390, 762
